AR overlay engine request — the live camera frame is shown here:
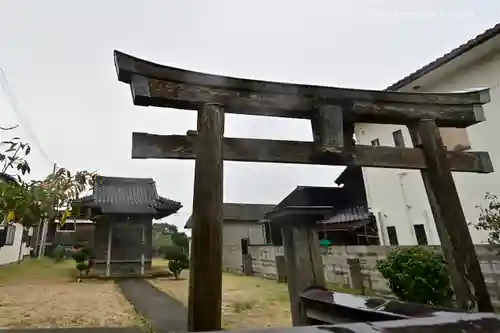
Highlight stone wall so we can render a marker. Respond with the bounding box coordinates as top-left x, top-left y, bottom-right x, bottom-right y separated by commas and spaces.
248, 244, 500, 305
